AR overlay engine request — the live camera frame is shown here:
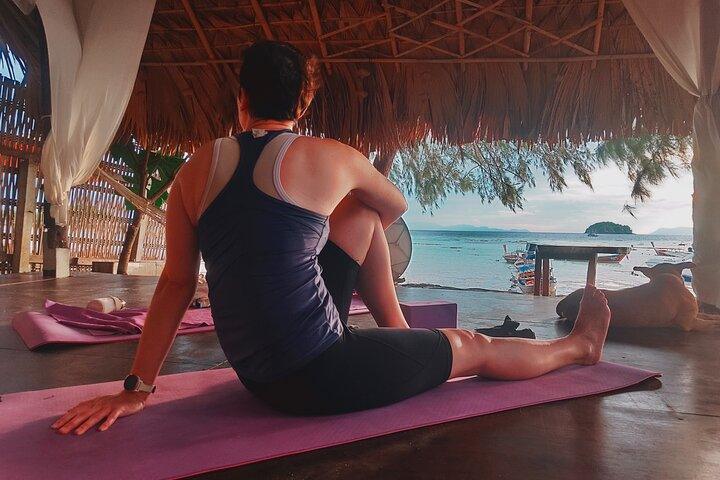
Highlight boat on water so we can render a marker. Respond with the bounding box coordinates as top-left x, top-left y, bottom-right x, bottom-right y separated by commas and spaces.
587, 232, 599, 237
502, 244, 525, 263
597, 253, 627, 264
509, 258, 557, 295
651, 241, 692, 257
